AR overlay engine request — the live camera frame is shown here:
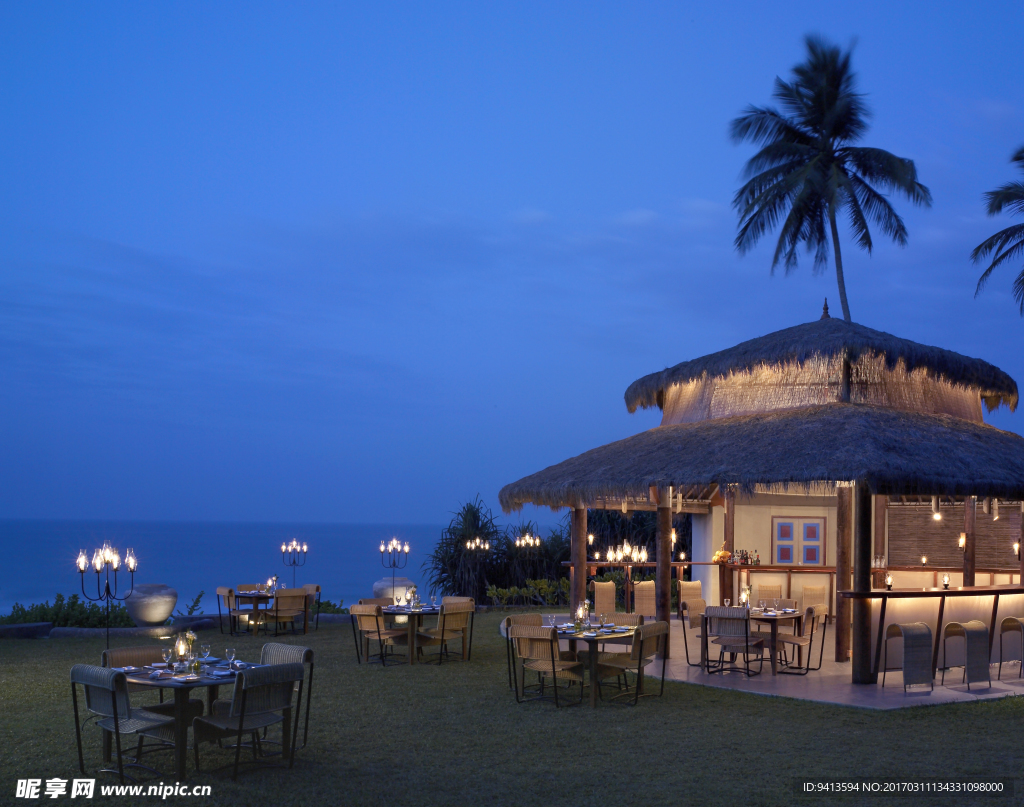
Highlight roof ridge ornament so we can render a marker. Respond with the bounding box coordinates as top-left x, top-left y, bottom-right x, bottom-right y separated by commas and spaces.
821, 298, 830, 319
